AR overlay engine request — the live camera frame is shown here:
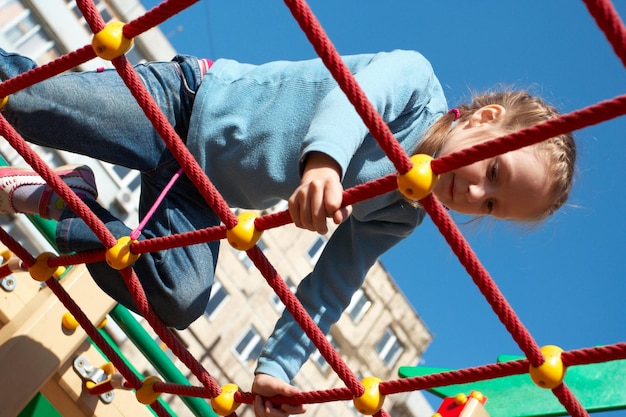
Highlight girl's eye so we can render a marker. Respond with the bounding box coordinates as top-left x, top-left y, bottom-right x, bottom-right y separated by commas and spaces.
489, 160, 499, 182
